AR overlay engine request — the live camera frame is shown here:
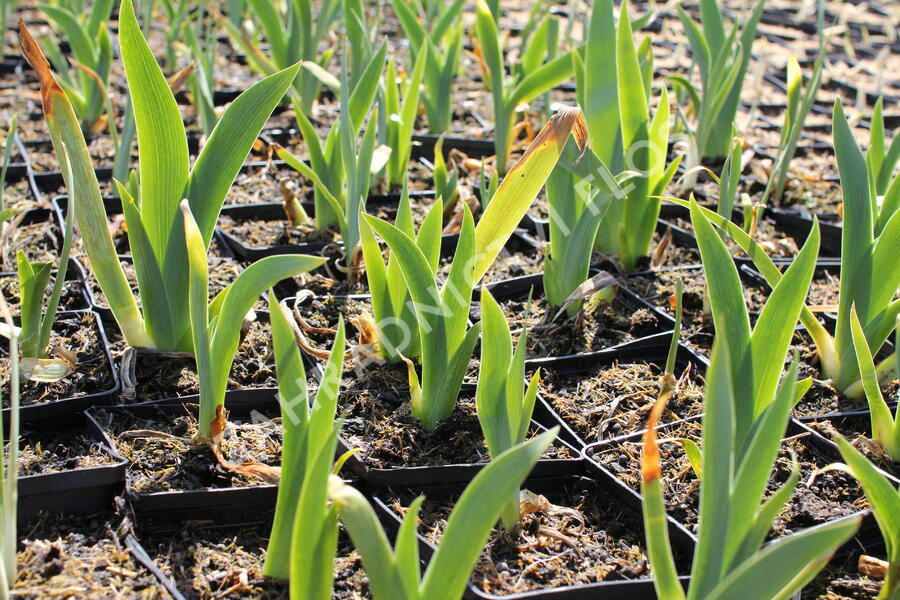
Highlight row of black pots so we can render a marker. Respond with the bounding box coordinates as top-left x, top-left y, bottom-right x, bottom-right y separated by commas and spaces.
31, 394, 886, 598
